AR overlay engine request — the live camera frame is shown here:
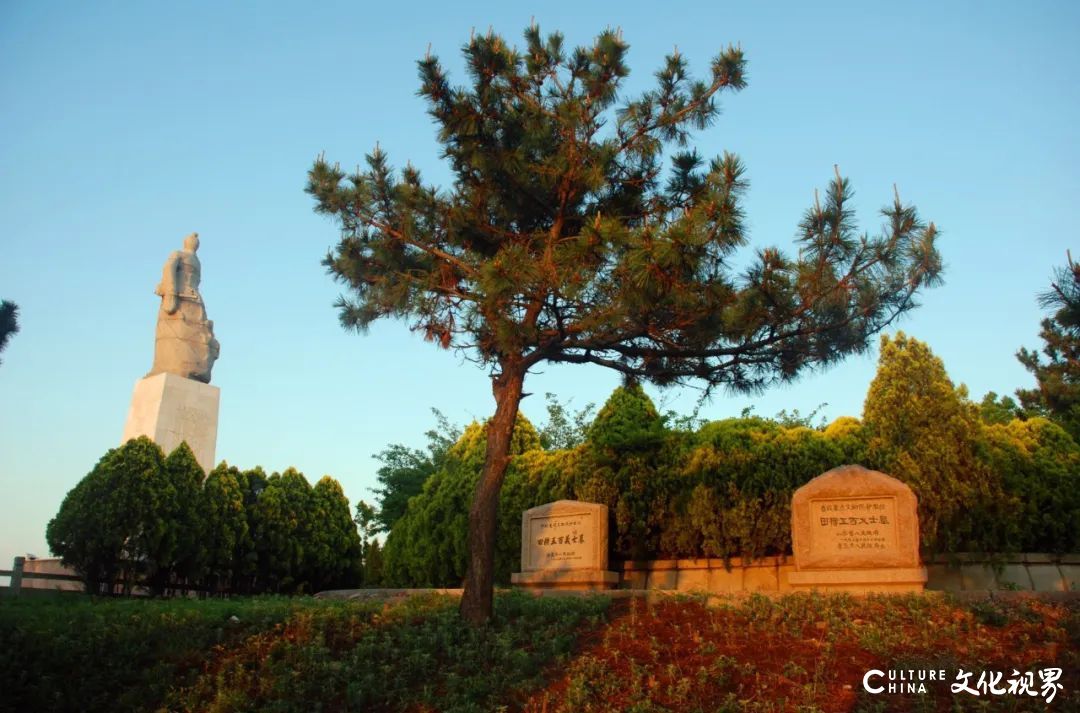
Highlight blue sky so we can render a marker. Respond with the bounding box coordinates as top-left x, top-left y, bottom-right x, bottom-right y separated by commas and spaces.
1, 1, 1077, 570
